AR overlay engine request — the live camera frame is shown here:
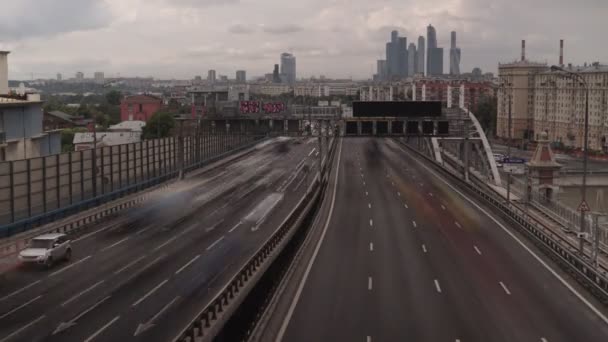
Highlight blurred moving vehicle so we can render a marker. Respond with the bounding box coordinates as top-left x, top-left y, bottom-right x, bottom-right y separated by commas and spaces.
18, 233, 72, 268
